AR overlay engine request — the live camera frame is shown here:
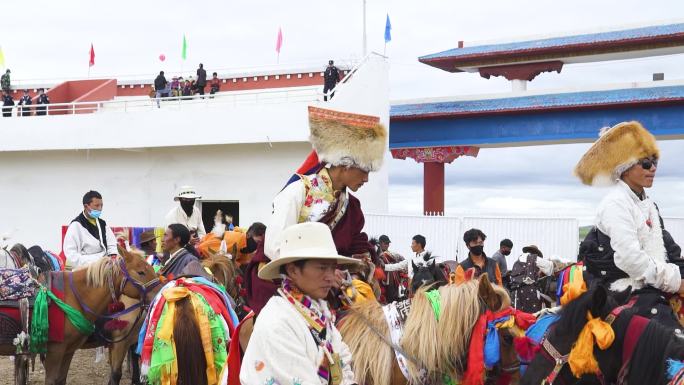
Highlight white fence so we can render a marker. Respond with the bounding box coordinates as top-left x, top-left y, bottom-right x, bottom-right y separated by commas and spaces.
364, 214, 580, 268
